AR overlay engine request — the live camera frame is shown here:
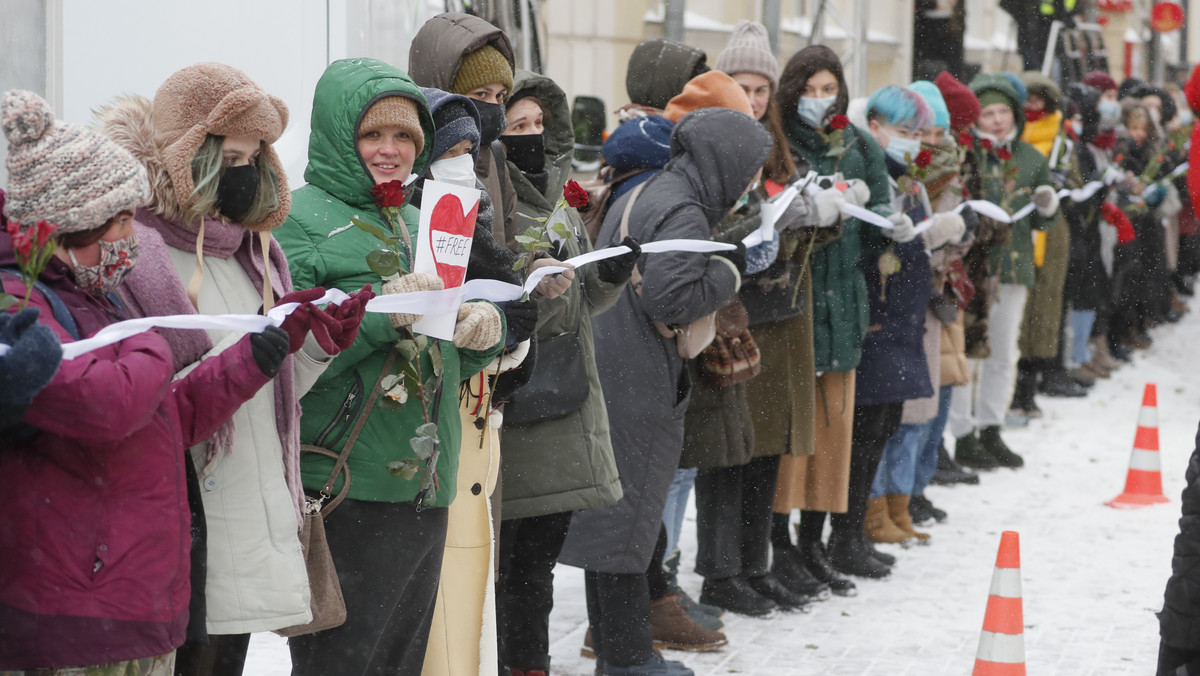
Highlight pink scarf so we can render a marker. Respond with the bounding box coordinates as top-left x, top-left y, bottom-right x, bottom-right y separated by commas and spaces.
119, 208, 303, 520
